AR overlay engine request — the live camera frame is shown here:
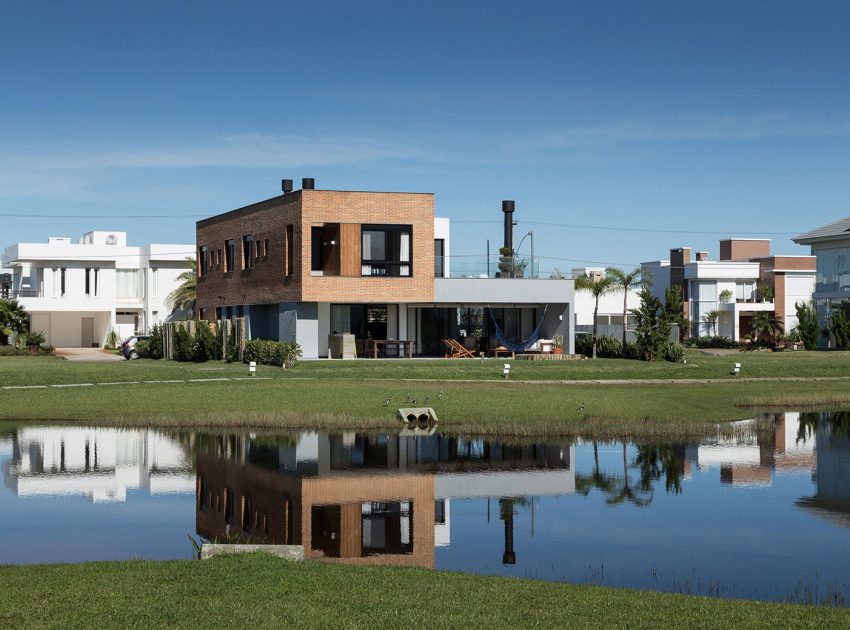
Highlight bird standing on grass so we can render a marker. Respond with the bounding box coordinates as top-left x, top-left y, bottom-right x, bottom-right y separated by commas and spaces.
383, 397, 392, 407
577, 402, 585, 413
438, 390, 444, 400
